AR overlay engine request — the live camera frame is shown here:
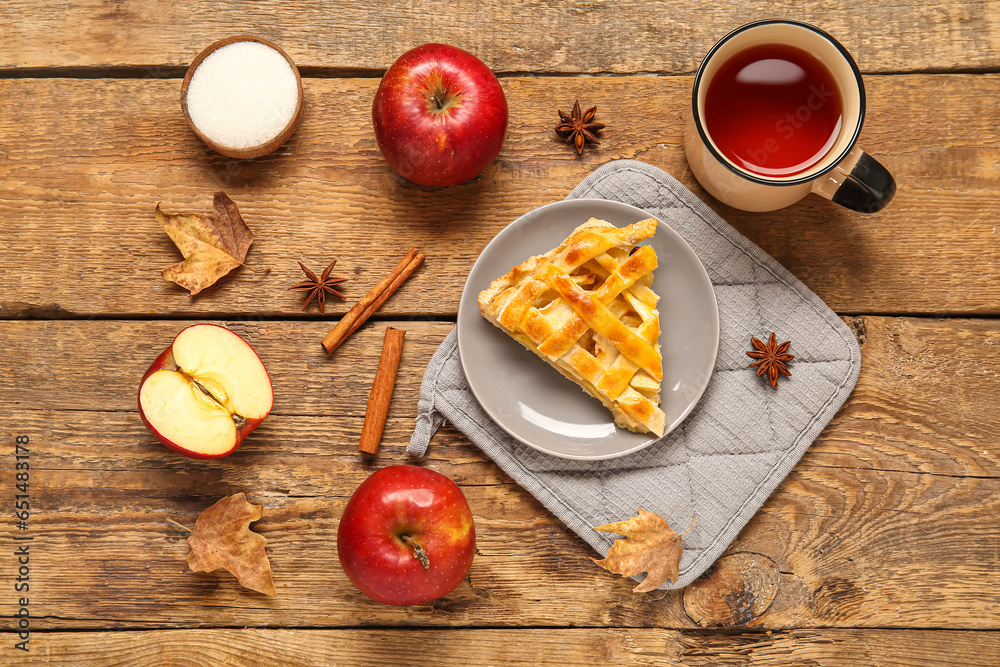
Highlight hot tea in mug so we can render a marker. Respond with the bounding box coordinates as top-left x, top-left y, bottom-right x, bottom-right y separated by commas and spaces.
685, 20, 895, 213
704, 43, 843, 177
